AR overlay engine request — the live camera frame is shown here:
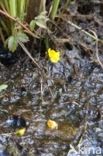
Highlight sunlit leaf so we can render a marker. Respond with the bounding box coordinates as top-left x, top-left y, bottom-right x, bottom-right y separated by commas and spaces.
6, 32, 29, 52
47, 119, 58, 129
30, 20, 36, 31
7, 36, 18, 52
35, 19, 47, 29
47, 48, 60, 63
0, 84, 8, 92
16, 32, 29, 43
15, 128, 26, 136
35, 11, 49, 29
